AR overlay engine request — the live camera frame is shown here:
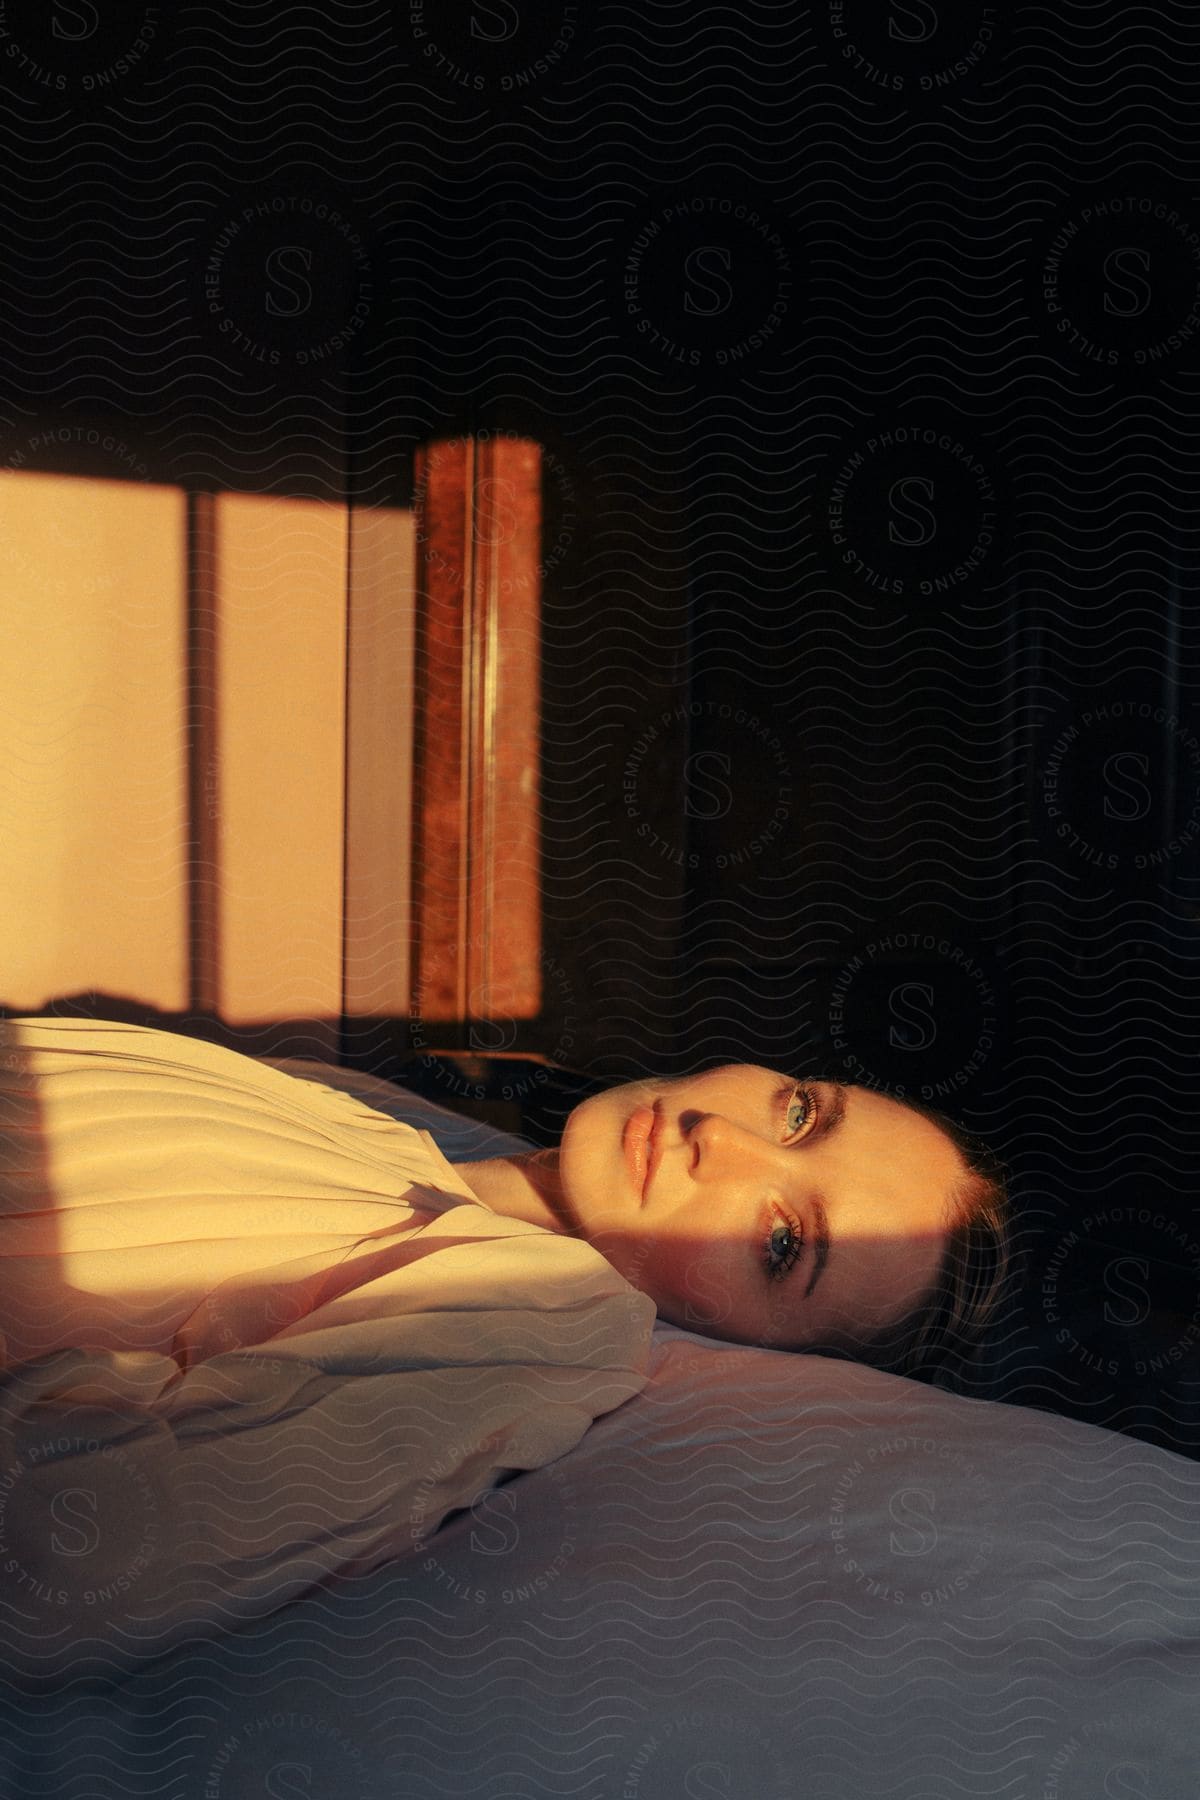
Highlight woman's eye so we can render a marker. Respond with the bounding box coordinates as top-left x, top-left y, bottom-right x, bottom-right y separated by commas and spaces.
779, 1082, 819, 1142
763, 1207, 803, 1281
